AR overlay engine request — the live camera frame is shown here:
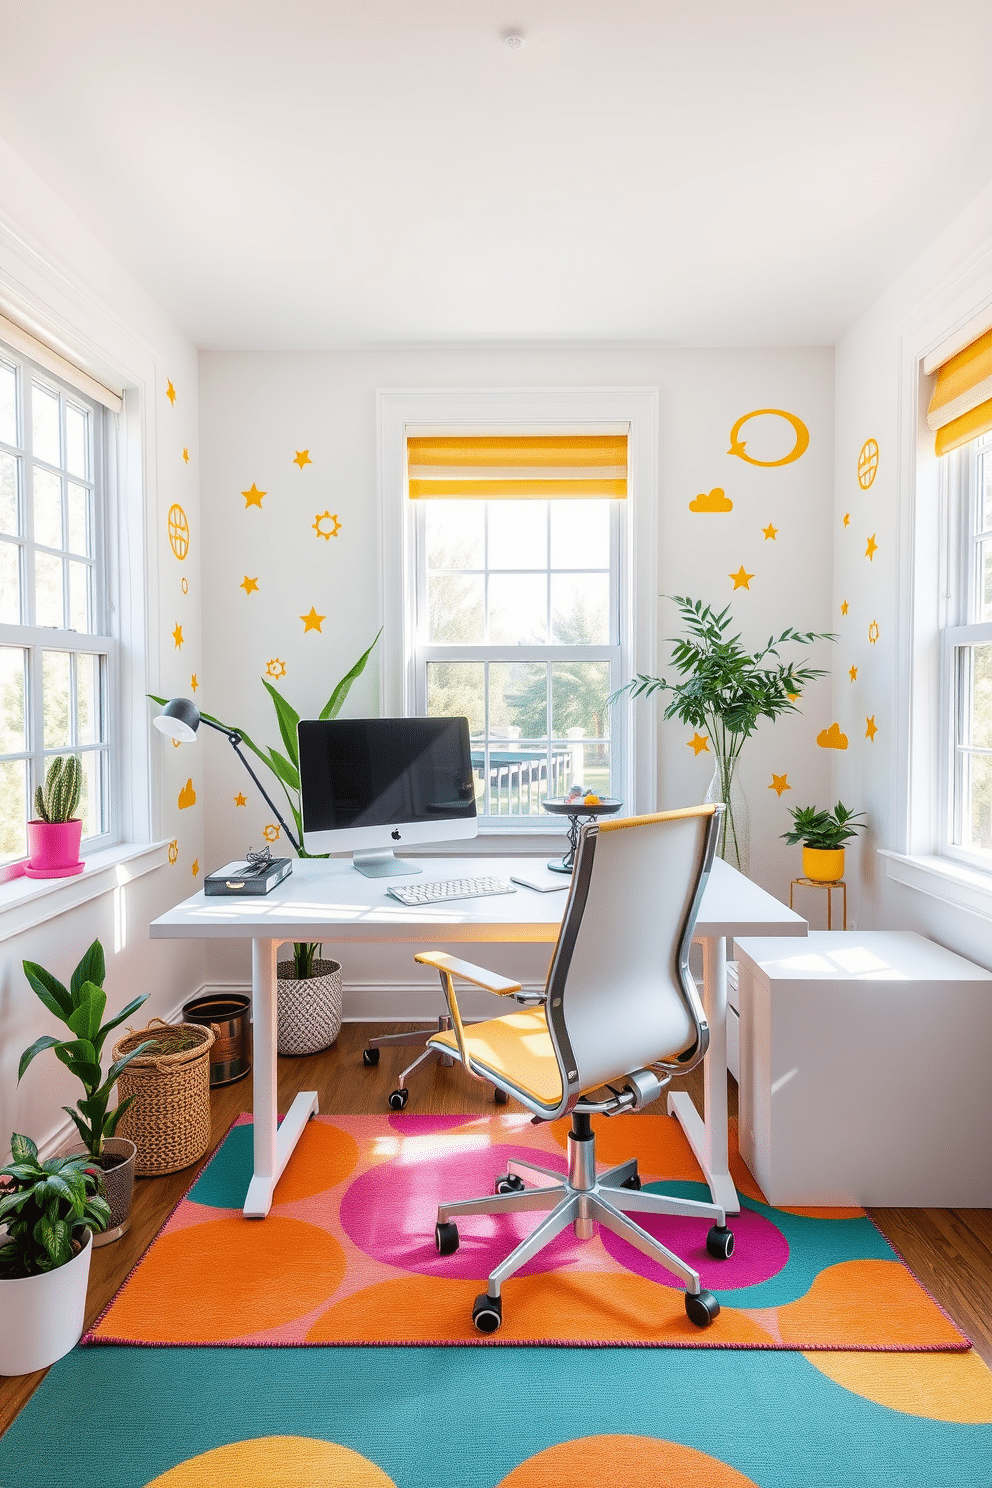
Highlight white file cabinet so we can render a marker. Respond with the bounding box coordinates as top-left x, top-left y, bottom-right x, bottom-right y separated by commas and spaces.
733, 931, 992, 1207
